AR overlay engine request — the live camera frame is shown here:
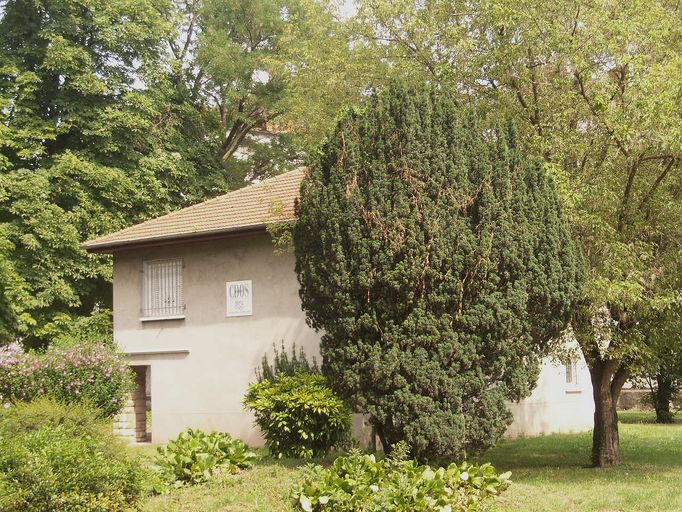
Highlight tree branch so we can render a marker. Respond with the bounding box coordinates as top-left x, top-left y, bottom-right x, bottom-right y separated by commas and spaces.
611, 365, 630, 400
573, 70, 630, 160
617, 157, 640, 234
638, 157, 676, 210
